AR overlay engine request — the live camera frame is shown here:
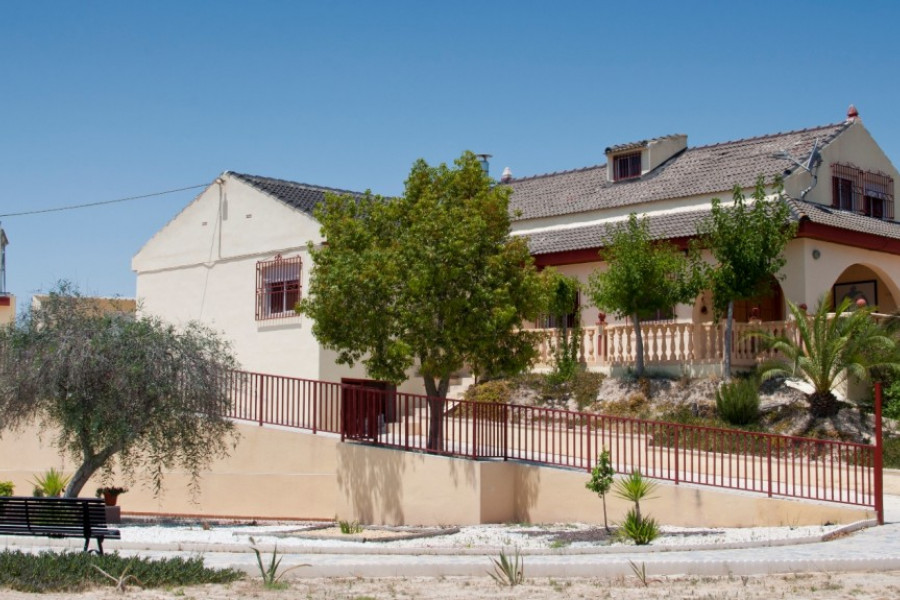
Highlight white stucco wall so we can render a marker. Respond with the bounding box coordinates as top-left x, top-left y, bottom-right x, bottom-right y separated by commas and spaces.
134, 174, 327, 379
